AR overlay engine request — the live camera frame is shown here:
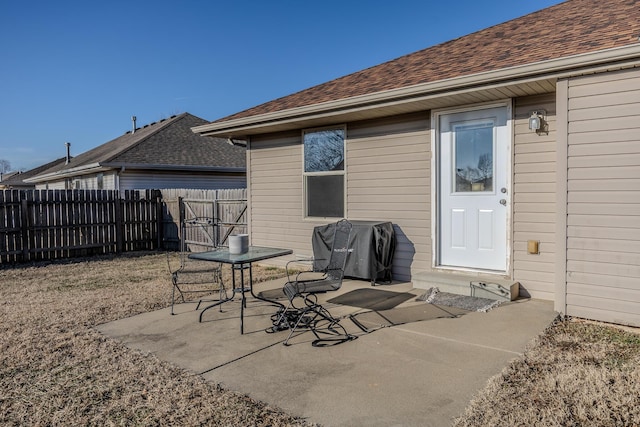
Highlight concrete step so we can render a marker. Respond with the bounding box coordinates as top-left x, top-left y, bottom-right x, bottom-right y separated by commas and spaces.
412, 270, 519, 302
